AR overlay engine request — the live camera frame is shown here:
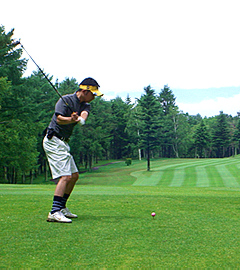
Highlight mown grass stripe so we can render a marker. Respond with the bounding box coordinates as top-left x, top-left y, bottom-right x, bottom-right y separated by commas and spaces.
205, 166, 224, 187
196, 166, 209, 187
194, 159, 237, 187
170, 168, 185, 187
131, 171, 147, 186
183, 167, 197, 186
132, 171, 163, 186
215, 164, 240, 187
132, 158, 240, 187
158, 168, 175, 186
170, 158, 240, 187
170, 160, 211, 187
226, 163, 240, 186
144, 171, 163, 186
